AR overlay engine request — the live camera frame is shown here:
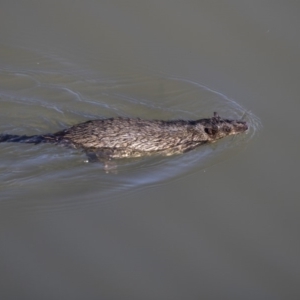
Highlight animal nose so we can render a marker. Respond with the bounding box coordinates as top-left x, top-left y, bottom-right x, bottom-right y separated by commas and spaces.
243, 122, 248, 130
